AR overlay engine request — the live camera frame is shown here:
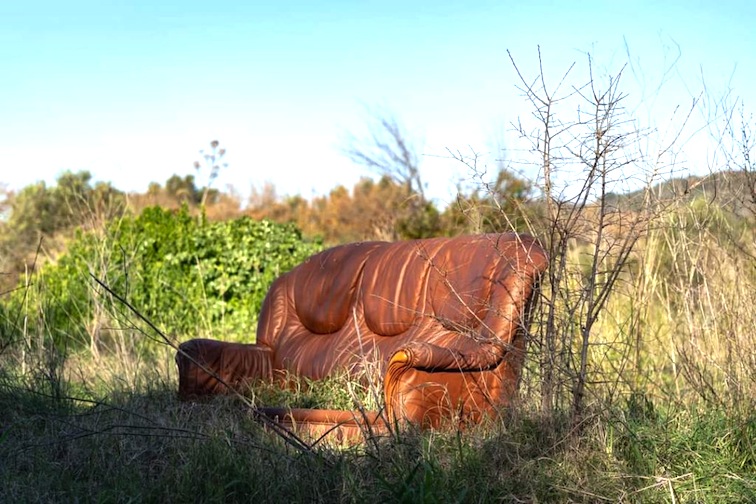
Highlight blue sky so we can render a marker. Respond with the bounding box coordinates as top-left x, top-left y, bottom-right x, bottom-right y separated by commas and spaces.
1, 1, 753, 204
